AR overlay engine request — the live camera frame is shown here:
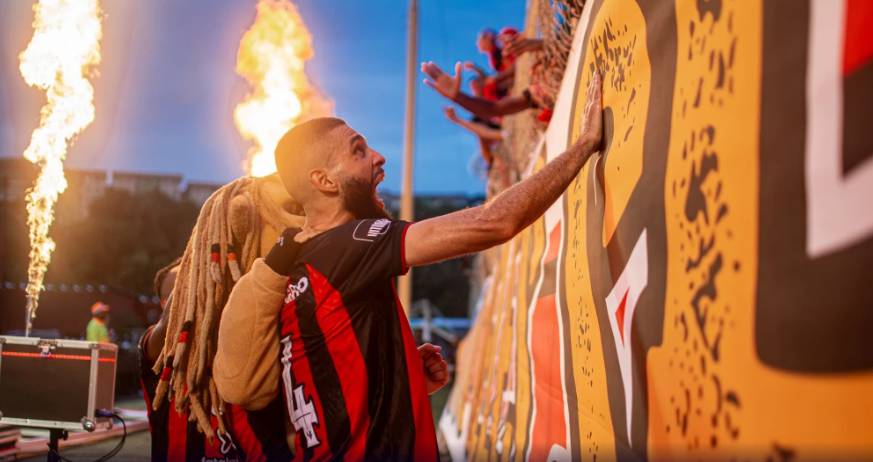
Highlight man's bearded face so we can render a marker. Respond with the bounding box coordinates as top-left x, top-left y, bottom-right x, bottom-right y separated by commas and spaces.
341, 176, 392, 220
